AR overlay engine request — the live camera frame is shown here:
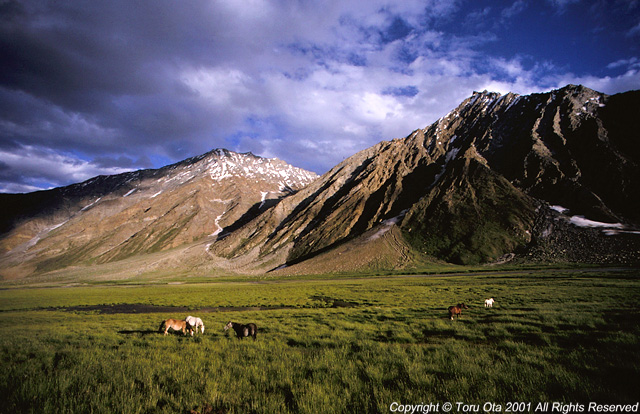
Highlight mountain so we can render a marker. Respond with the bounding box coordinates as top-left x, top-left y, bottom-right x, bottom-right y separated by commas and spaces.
1, 84, 639, 281
0, 149, 317, 279
210, 85, 640, 271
